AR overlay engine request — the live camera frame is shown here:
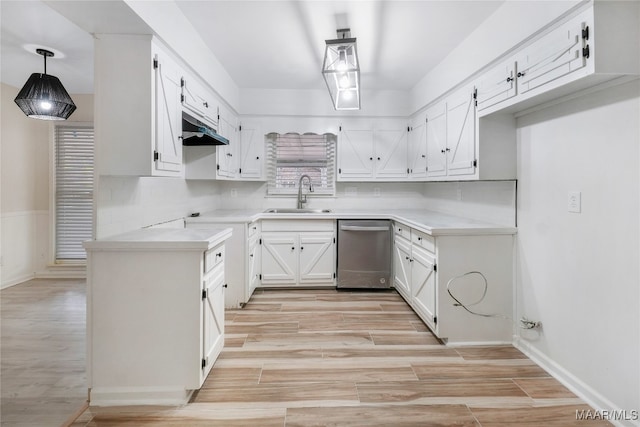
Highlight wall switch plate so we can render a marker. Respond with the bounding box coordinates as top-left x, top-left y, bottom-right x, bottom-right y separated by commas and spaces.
568, 191, 581, 213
